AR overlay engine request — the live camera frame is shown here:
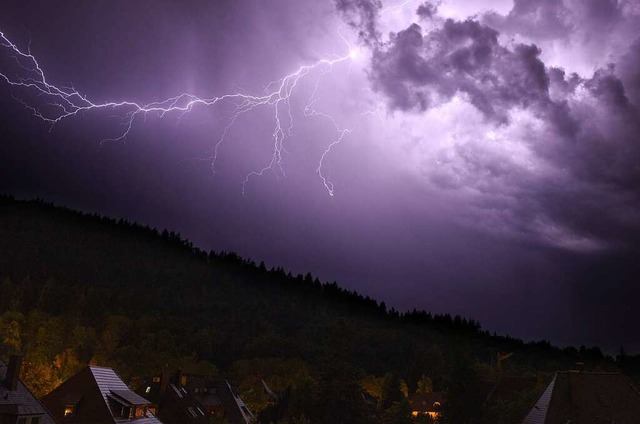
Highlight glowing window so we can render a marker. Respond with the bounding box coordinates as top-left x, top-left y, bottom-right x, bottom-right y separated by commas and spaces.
134, 406, 147, 418
64, 404, 76, 417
